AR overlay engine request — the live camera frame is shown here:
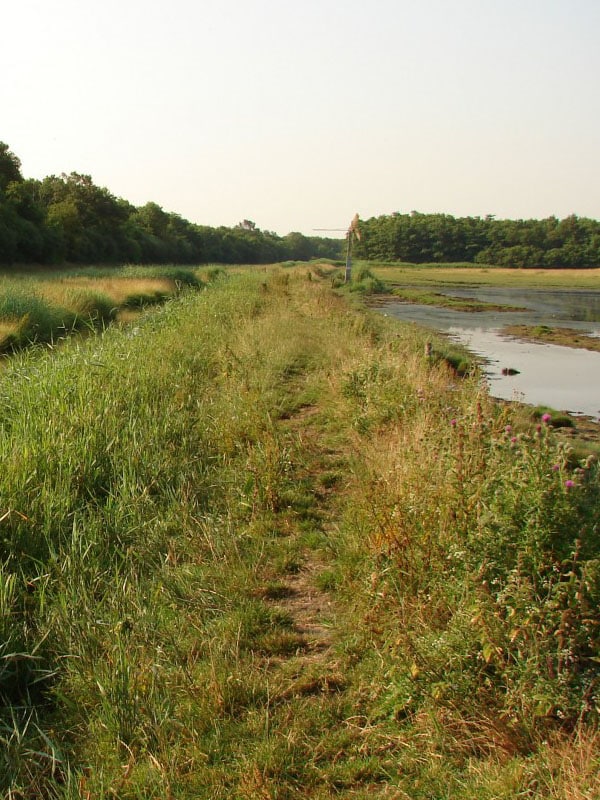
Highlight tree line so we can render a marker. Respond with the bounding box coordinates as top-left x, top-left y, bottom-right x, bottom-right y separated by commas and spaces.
0, 142, 342, 266
355, 210, 600, 268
